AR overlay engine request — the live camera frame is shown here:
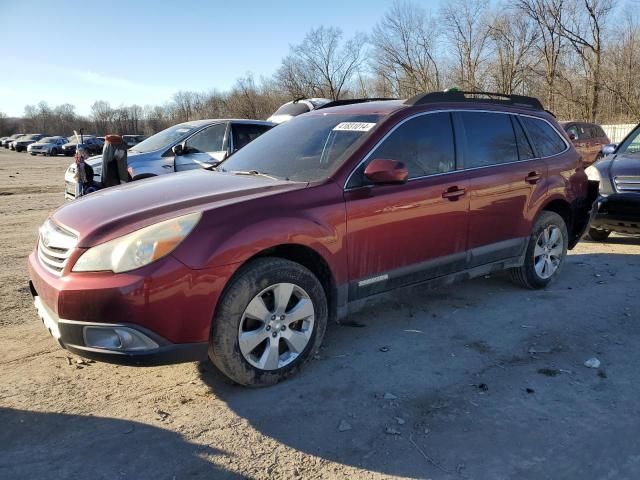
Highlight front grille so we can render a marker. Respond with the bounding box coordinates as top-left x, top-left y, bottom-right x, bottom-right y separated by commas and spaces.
37, 220, 78, 275
614, 176, 640, 192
